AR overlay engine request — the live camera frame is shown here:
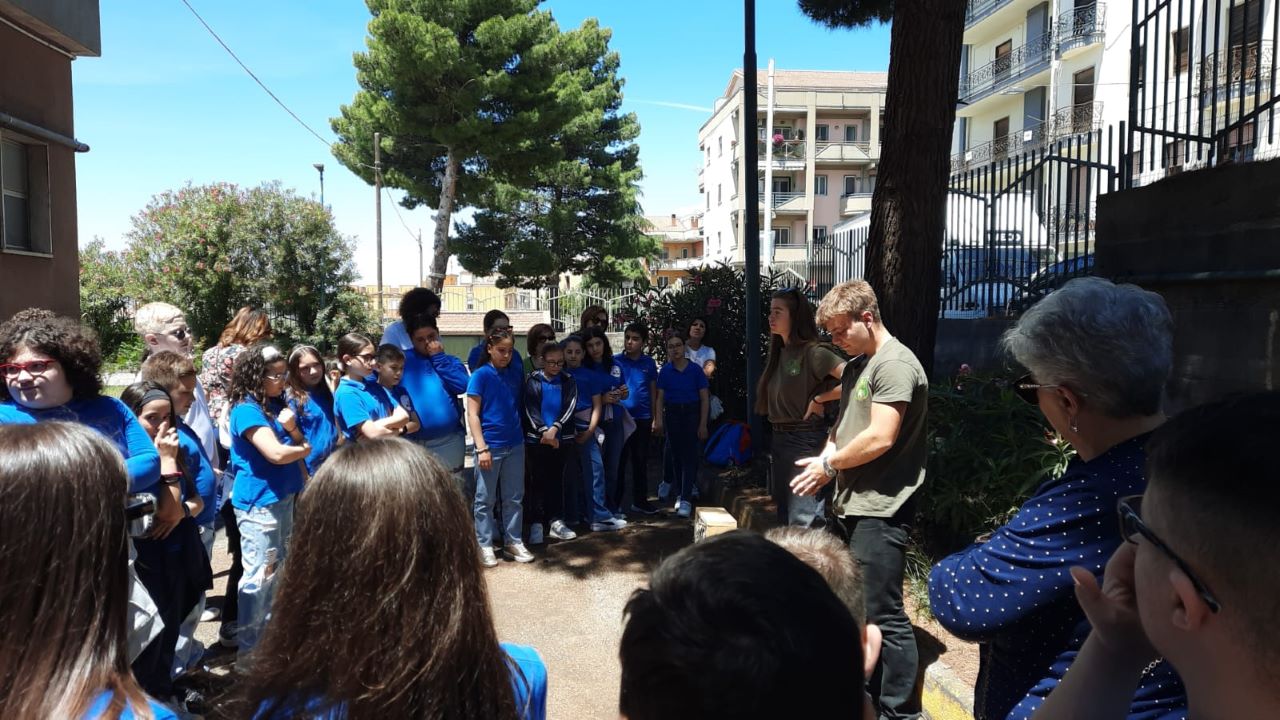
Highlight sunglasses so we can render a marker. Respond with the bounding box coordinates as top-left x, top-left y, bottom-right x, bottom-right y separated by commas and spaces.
1117, 495, 1221, 613
265, 371, 290, 382
1014, 373, 1087, 405
165, 328, 189, 341
0, 360, 55, 379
